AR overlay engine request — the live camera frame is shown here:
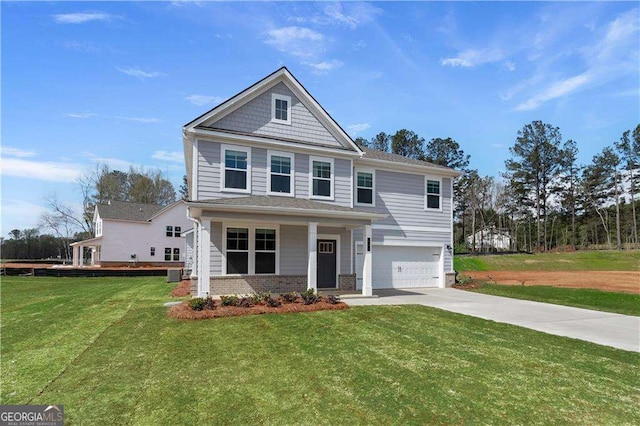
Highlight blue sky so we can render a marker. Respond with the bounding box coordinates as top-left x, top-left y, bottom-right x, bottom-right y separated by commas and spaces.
1, 1, 638, 235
